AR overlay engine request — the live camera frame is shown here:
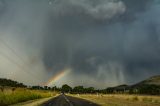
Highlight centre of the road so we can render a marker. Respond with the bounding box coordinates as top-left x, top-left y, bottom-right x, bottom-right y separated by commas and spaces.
62, 94, 74, 106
